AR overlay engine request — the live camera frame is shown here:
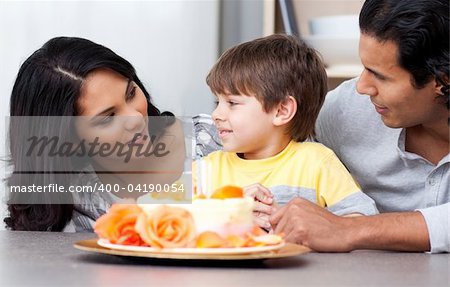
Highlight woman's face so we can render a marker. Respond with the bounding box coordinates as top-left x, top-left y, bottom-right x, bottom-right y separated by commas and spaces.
75, 68, 150, 166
